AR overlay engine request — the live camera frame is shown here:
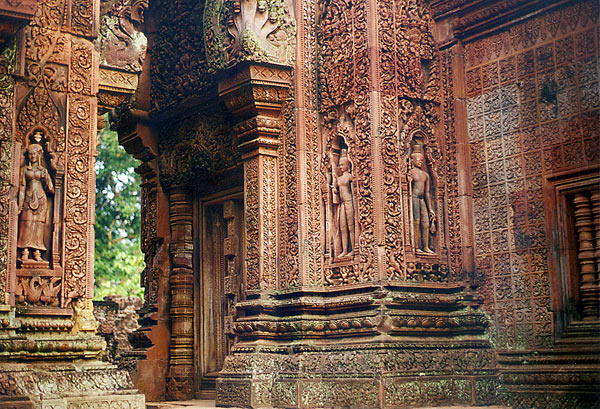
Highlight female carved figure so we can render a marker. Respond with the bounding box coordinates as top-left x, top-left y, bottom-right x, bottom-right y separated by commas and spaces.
17, 138, 54, 263
332, 153, 355, 259
408, 151, 436, 254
